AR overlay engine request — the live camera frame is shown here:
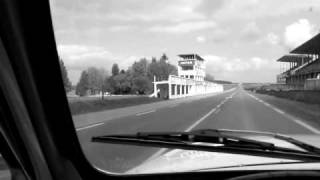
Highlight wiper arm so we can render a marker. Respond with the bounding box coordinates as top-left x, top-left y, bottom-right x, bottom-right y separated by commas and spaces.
92, 129, 320, 162
274, 134, 320, 155
195, 129, 320, 156
93, 130, 275, 150
188, 129, 275, 149
207, 128, 320, 155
